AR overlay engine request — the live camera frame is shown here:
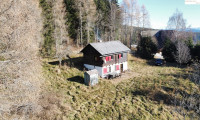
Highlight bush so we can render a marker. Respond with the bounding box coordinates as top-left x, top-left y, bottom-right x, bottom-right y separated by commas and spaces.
137, 37, 158, 59
162, 39, 176, 62
192, 44, 200, 60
